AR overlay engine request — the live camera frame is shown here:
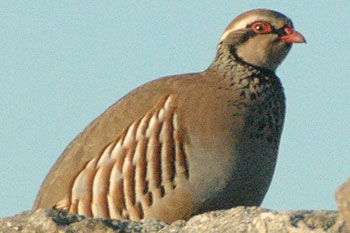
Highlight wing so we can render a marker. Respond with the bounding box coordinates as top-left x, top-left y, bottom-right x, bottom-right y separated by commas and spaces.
55, 95, 190, 221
